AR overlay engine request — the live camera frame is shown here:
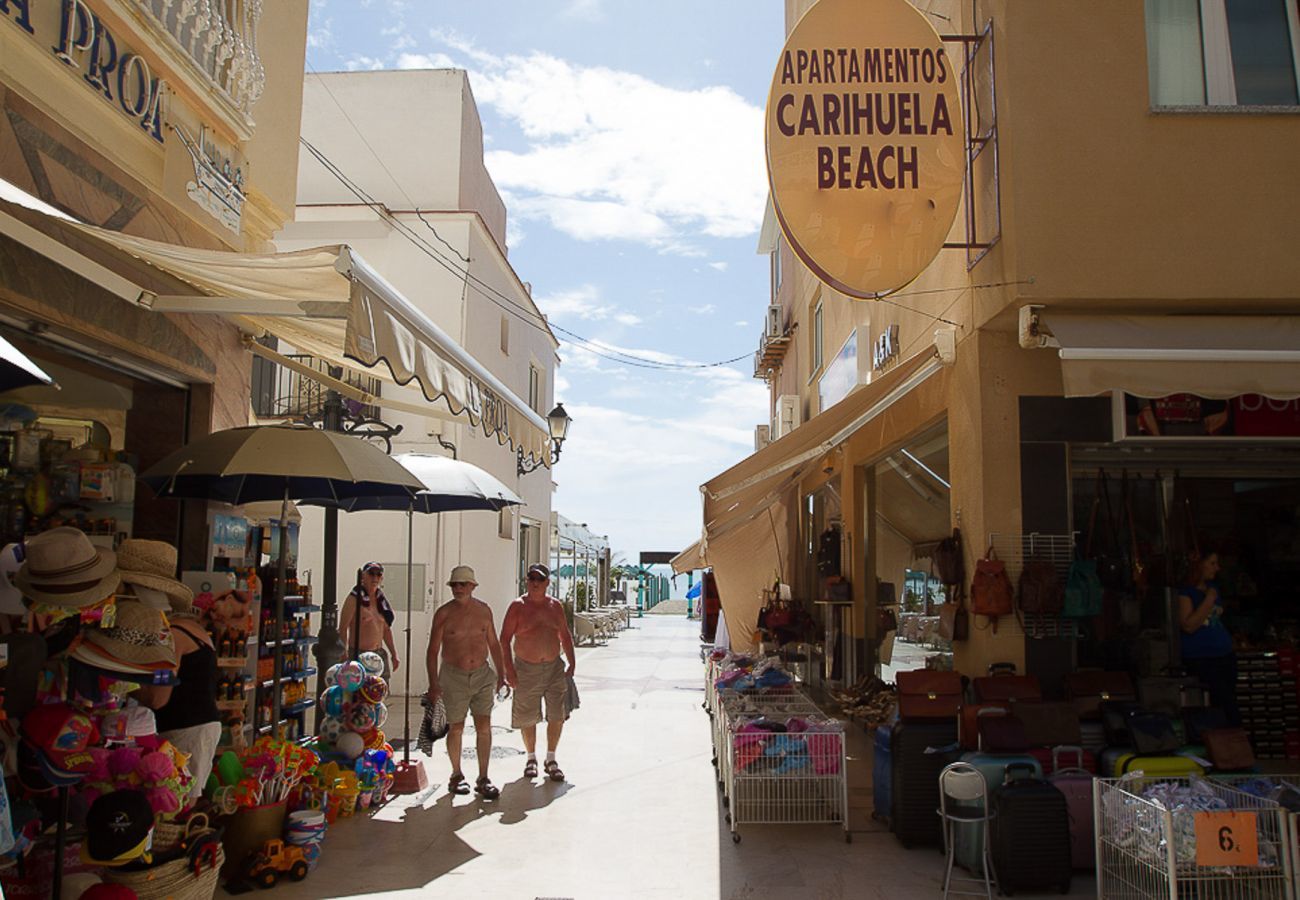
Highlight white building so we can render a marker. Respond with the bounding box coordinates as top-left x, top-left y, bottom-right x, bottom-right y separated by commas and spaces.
273, 69, 561, 695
